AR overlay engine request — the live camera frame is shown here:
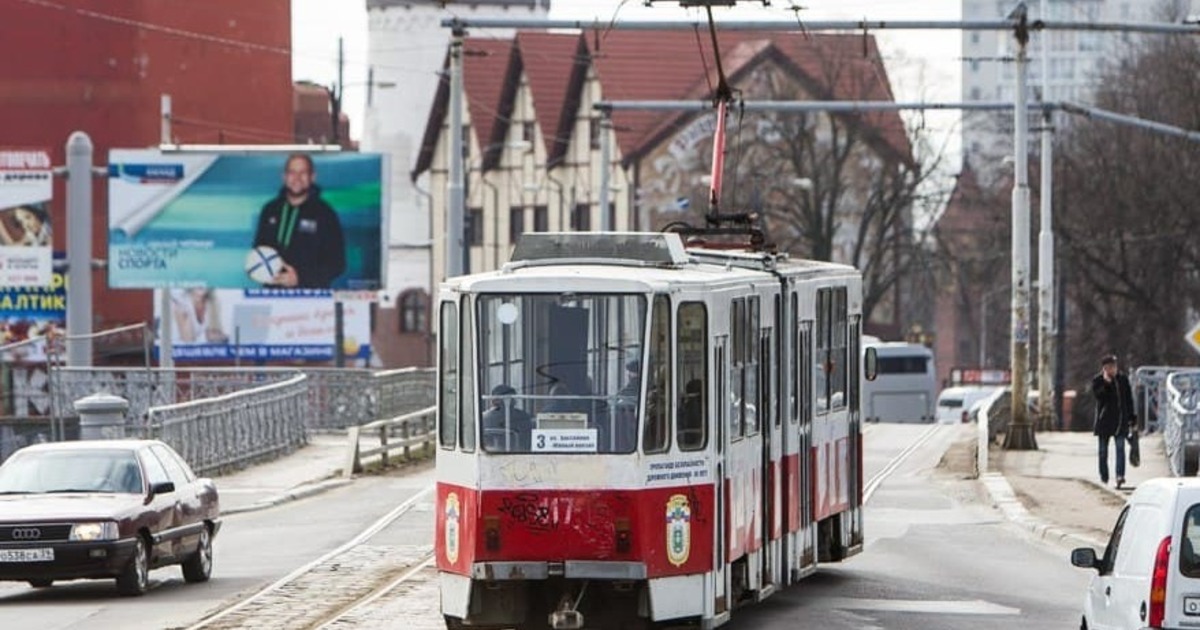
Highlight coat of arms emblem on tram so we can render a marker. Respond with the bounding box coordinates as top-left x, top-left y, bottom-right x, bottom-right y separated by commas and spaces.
445, 492, 461, 564
666, 494, 692, 567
